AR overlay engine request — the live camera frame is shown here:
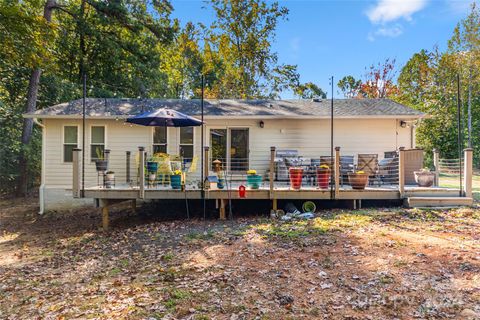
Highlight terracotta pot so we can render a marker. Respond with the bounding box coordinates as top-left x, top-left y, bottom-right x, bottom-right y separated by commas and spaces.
316, 169, 331, 189
289, 167, 304, 190
348, 173, 369, 190
414, 171, 435, 187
